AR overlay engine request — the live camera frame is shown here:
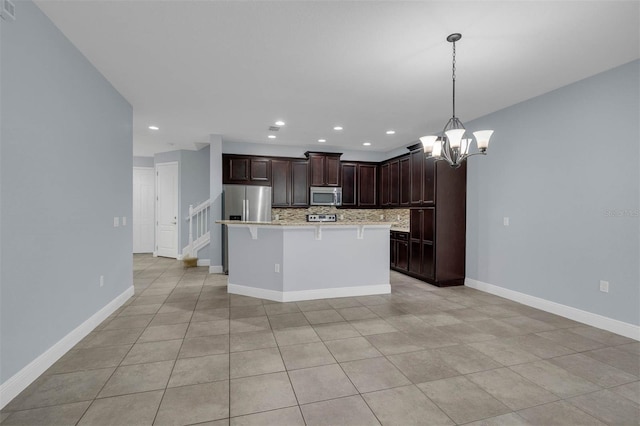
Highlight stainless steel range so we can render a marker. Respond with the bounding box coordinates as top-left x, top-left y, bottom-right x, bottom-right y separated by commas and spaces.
306, 214, 337, 222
